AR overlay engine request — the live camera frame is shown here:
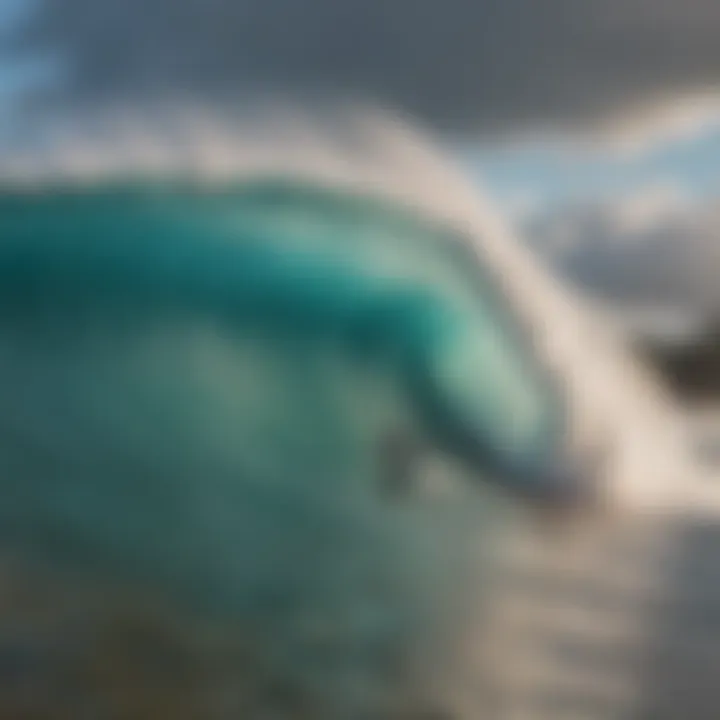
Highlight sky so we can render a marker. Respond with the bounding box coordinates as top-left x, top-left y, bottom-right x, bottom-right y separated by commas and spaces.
462, 129, 720, 214
457, 129, 720, 326
3, 0, 720, 328
0, 0, 27, 95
